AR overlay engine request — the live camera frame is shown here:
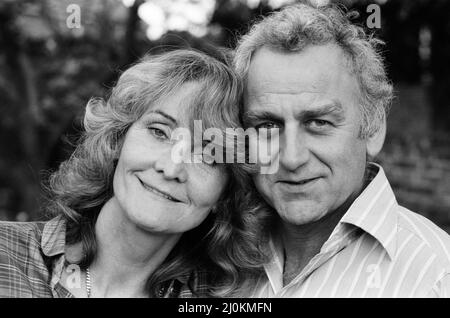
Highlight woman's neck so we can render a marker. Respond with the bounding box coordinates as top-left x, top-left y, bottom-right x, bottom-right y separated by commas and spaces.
88, 197, 181, 297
